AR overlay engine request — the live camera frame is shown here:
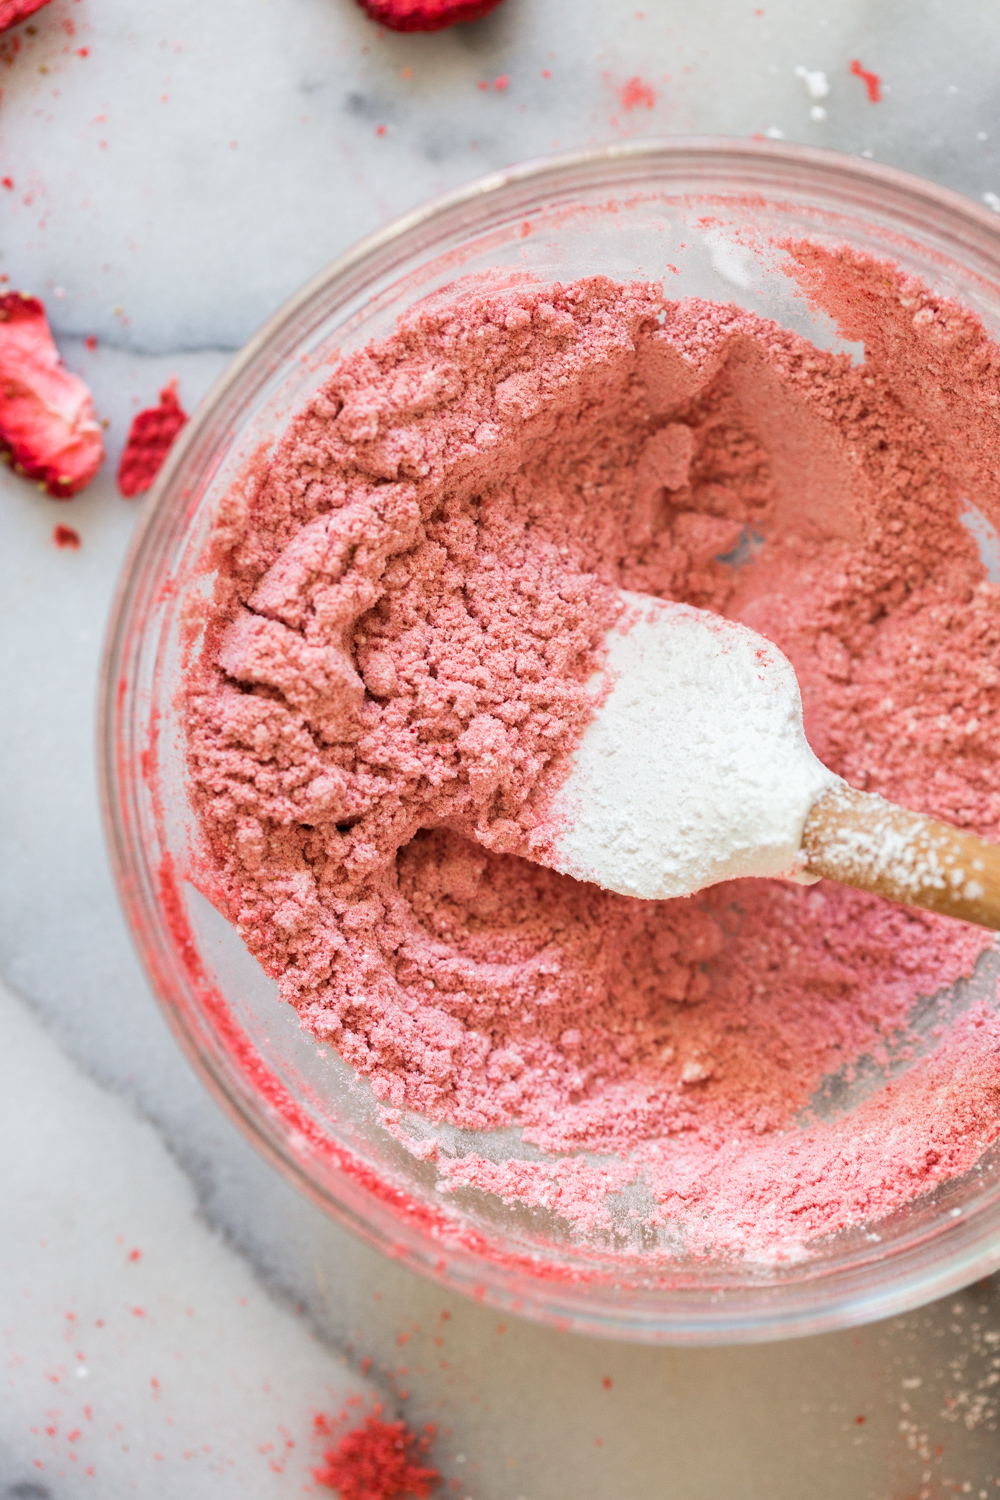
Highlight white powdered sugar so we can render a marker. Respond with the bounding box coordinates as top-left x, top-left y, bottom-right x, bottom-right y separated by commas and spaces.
545, 591, 840, 900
